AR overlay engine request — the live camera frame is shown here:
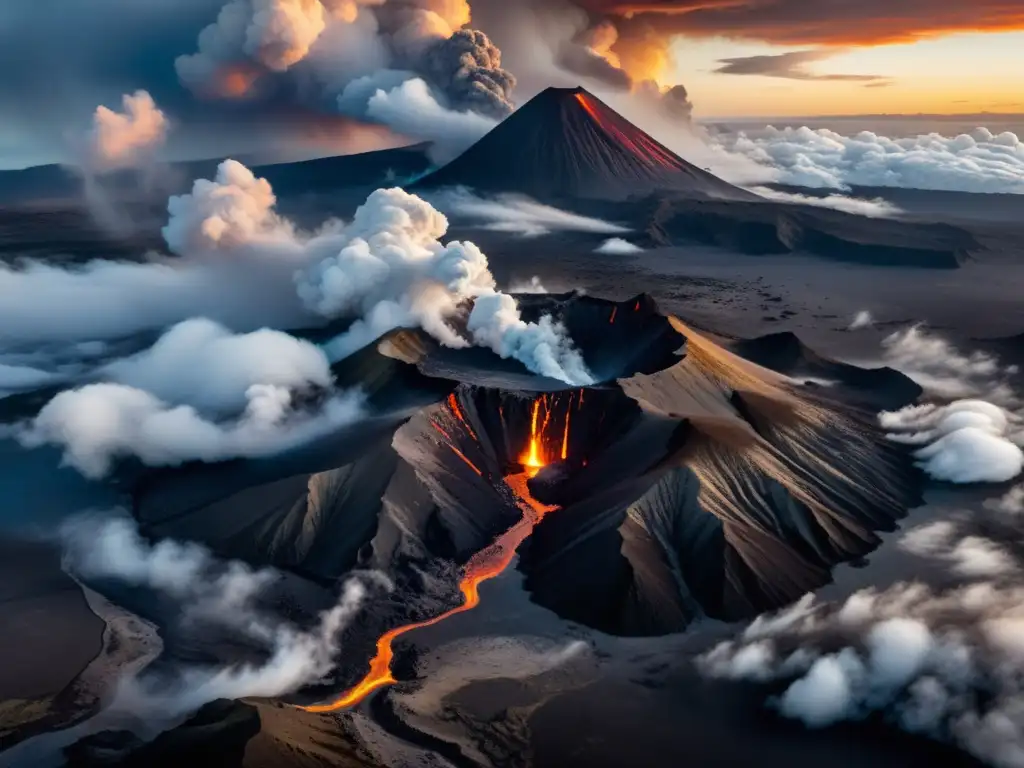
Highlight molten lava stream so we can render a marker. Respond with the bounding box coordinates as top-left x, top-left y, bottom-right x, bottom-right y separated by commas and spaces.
301, 484, 556, 712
